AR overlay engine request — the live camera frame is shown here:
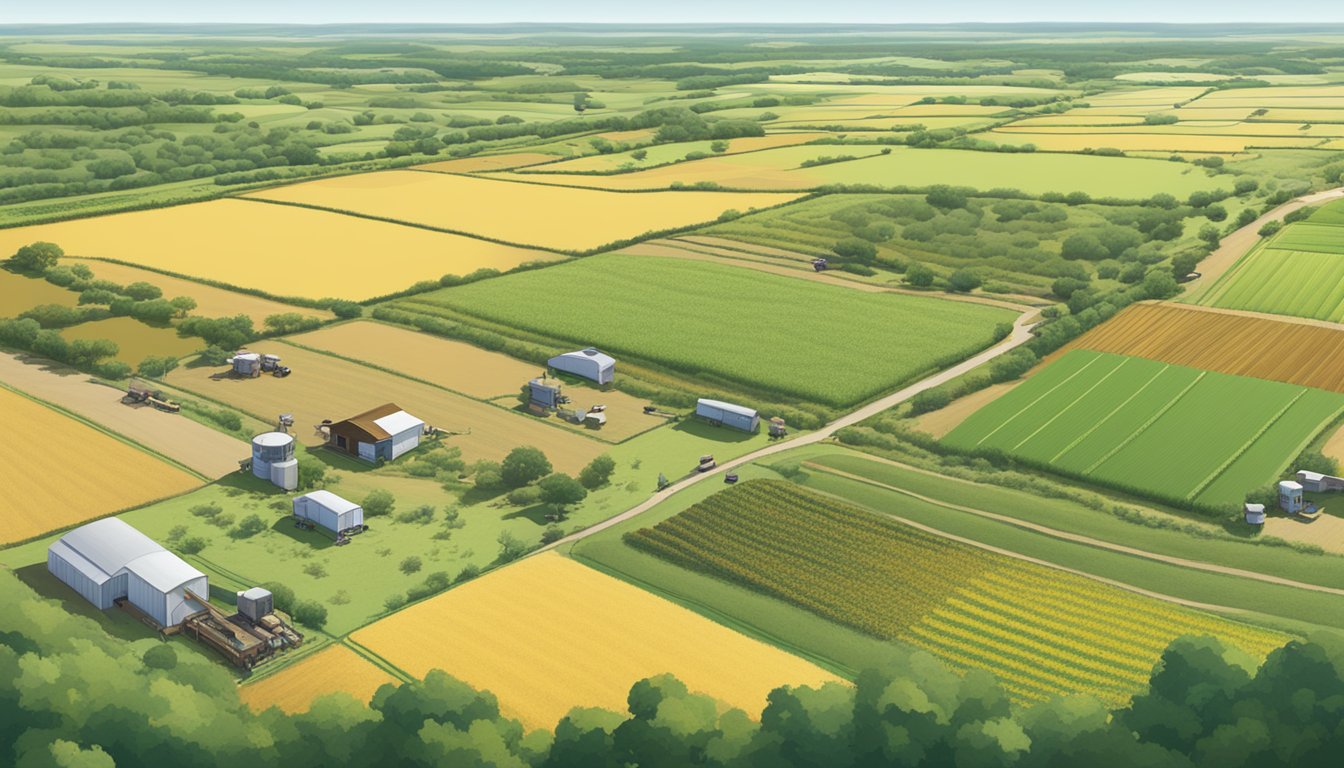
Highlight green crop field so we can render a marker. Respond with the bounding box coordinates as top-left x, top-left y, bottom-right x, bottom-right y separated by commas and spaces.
1307, 199, 1344, 227
943, 350, 1344, 507
1205, 247, 1344, 322
622, 479, 1286, 705
1265, 222, 1344, 254
388, 253, 1015, 407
